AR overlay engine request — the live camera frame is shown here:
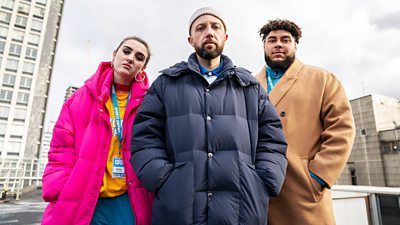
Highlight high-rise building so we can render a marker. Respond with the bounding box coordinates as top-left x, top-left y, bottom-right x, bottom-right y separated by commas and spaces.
39, 120, 54, 162
64, 85, 78, 102
0, 0, 64, 159
337, 94, 400, 187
